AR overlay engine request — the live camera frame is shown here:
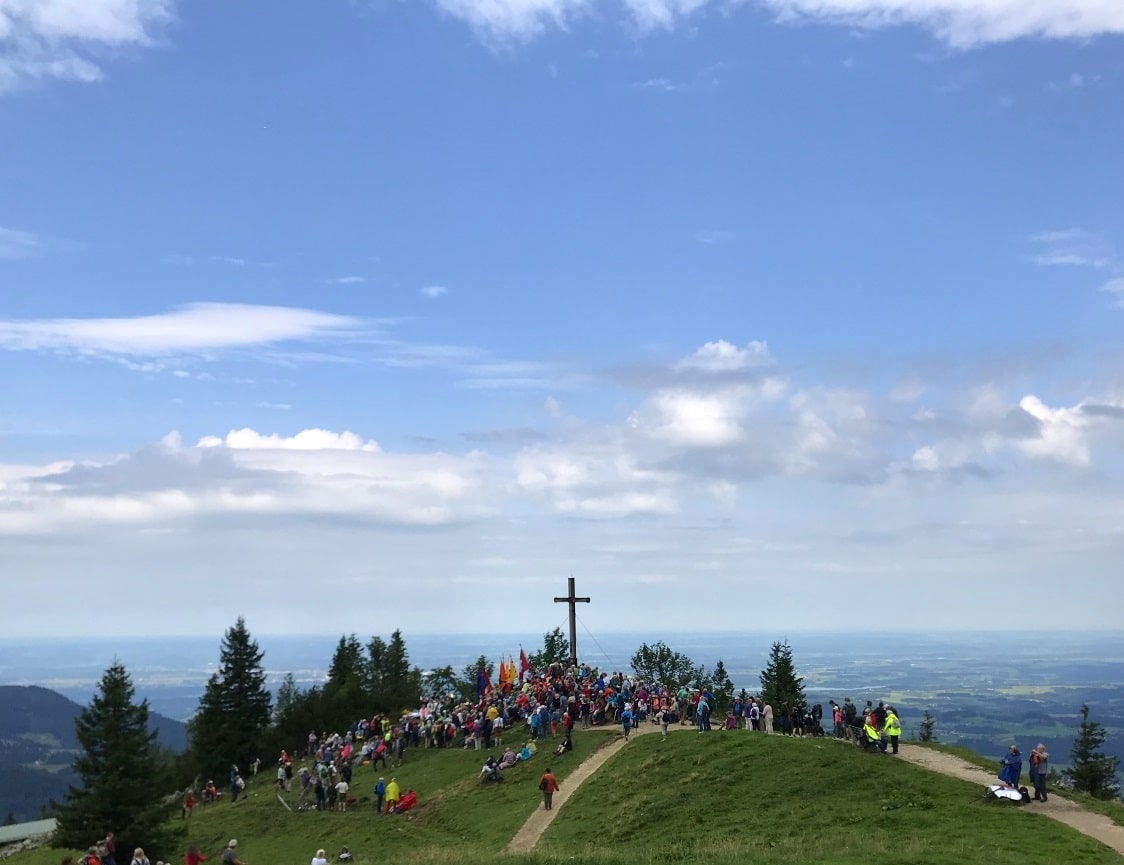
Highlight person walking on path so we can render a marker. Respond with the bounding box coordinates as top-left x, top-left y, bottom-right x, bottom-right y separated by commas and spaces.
883, 706, 902, 754
621, 705, 634, 741
539, 767, 560, 810
762, 703, 773, 734
1031, 745, 1049, 801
